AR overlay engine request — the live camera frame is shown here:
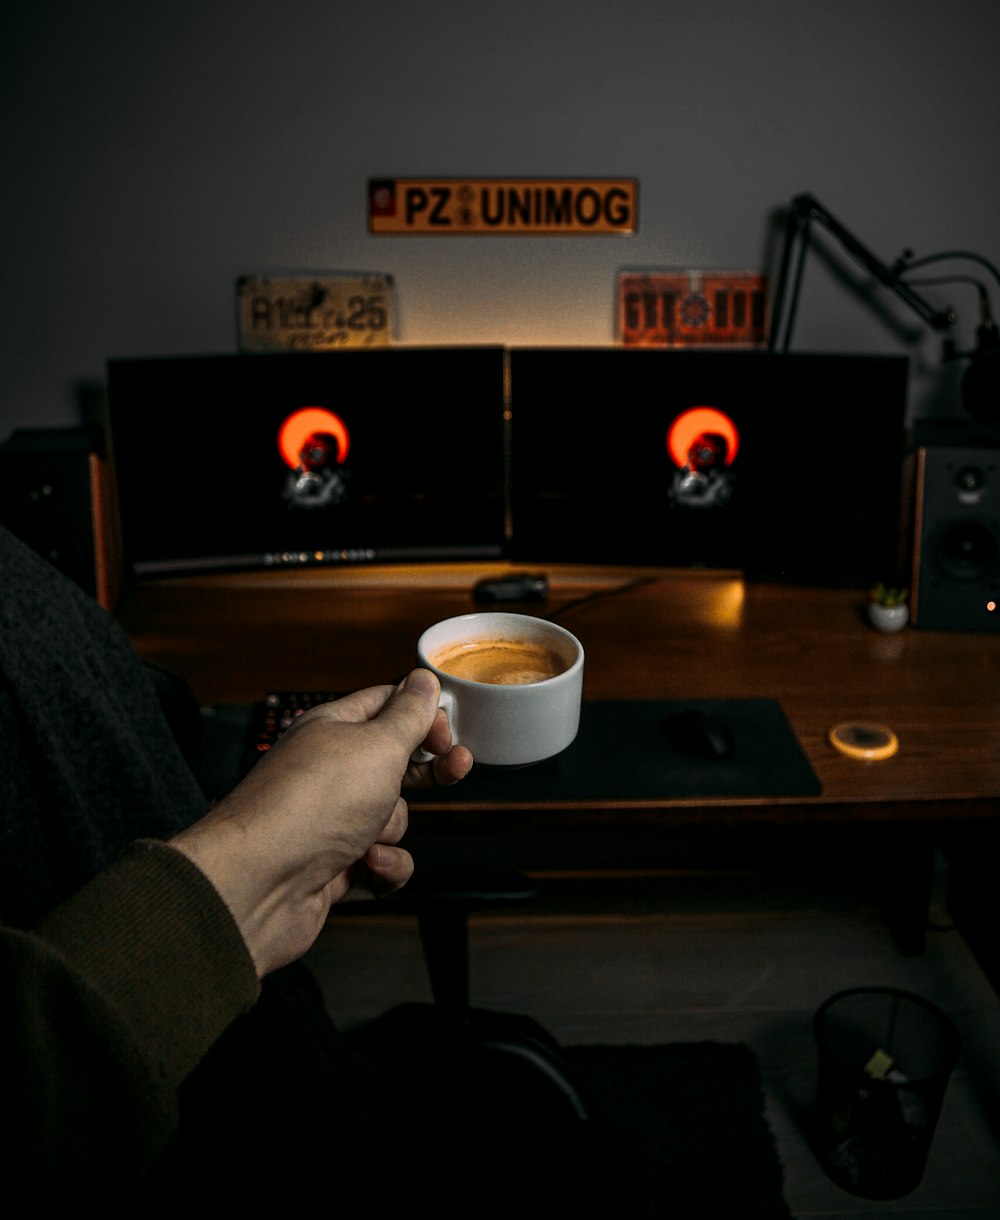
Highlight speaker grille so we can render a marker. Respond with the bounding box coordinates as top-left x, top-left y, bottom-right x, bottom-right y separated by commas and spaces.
0, 427, 121, 609
911, 445, 1000, 632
